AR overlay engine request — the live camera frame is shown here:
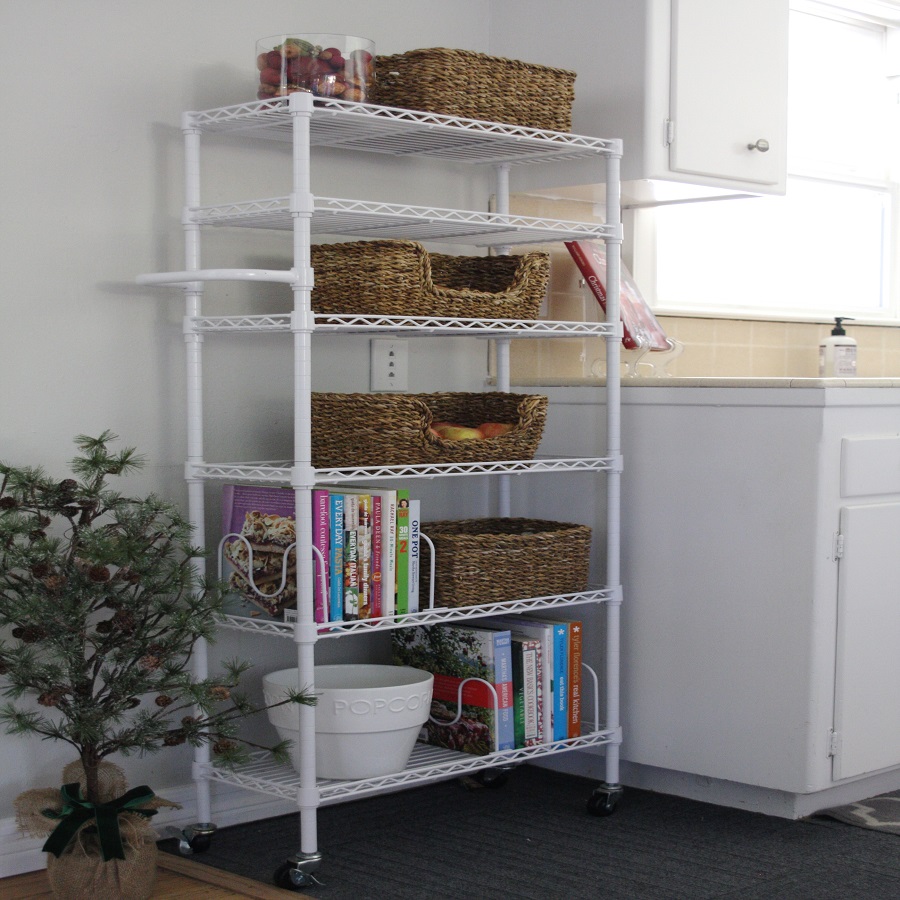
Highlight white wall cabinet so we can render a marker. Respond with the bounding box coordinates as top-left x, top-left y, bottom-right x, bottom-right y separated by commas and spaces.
528, 382, 900, 818
490, 0, 789, 202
